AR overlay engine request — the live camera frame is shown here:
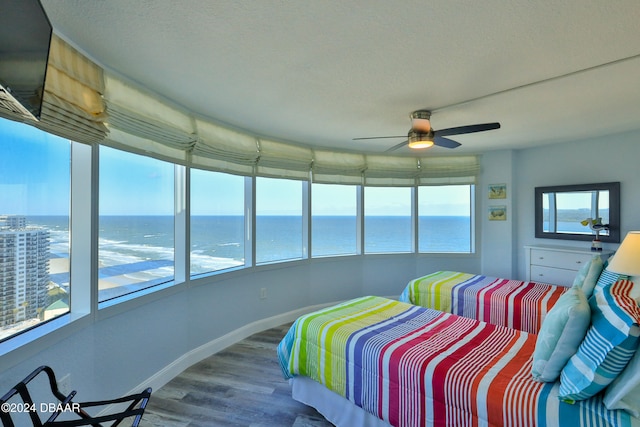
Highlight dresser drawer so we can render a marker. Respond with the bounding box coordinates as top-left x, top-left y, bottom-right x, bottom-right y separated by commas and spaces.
530, 265, 576, 287
529, 248, 592, 271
